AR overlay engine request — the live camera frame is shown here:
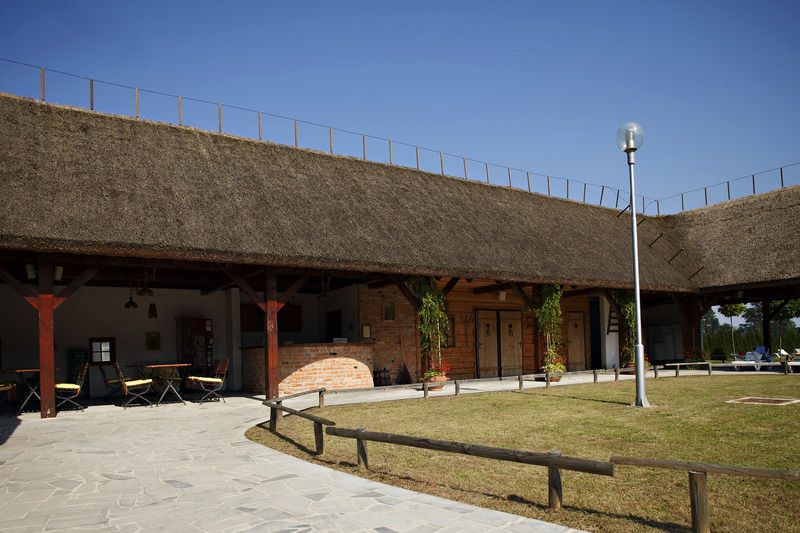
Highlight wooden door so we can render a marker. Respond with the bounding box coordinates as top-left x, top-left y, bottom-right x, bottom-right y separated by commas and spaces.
477, 311, 498, 377
499, 311, 523, 376
567, 311, 586, 371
